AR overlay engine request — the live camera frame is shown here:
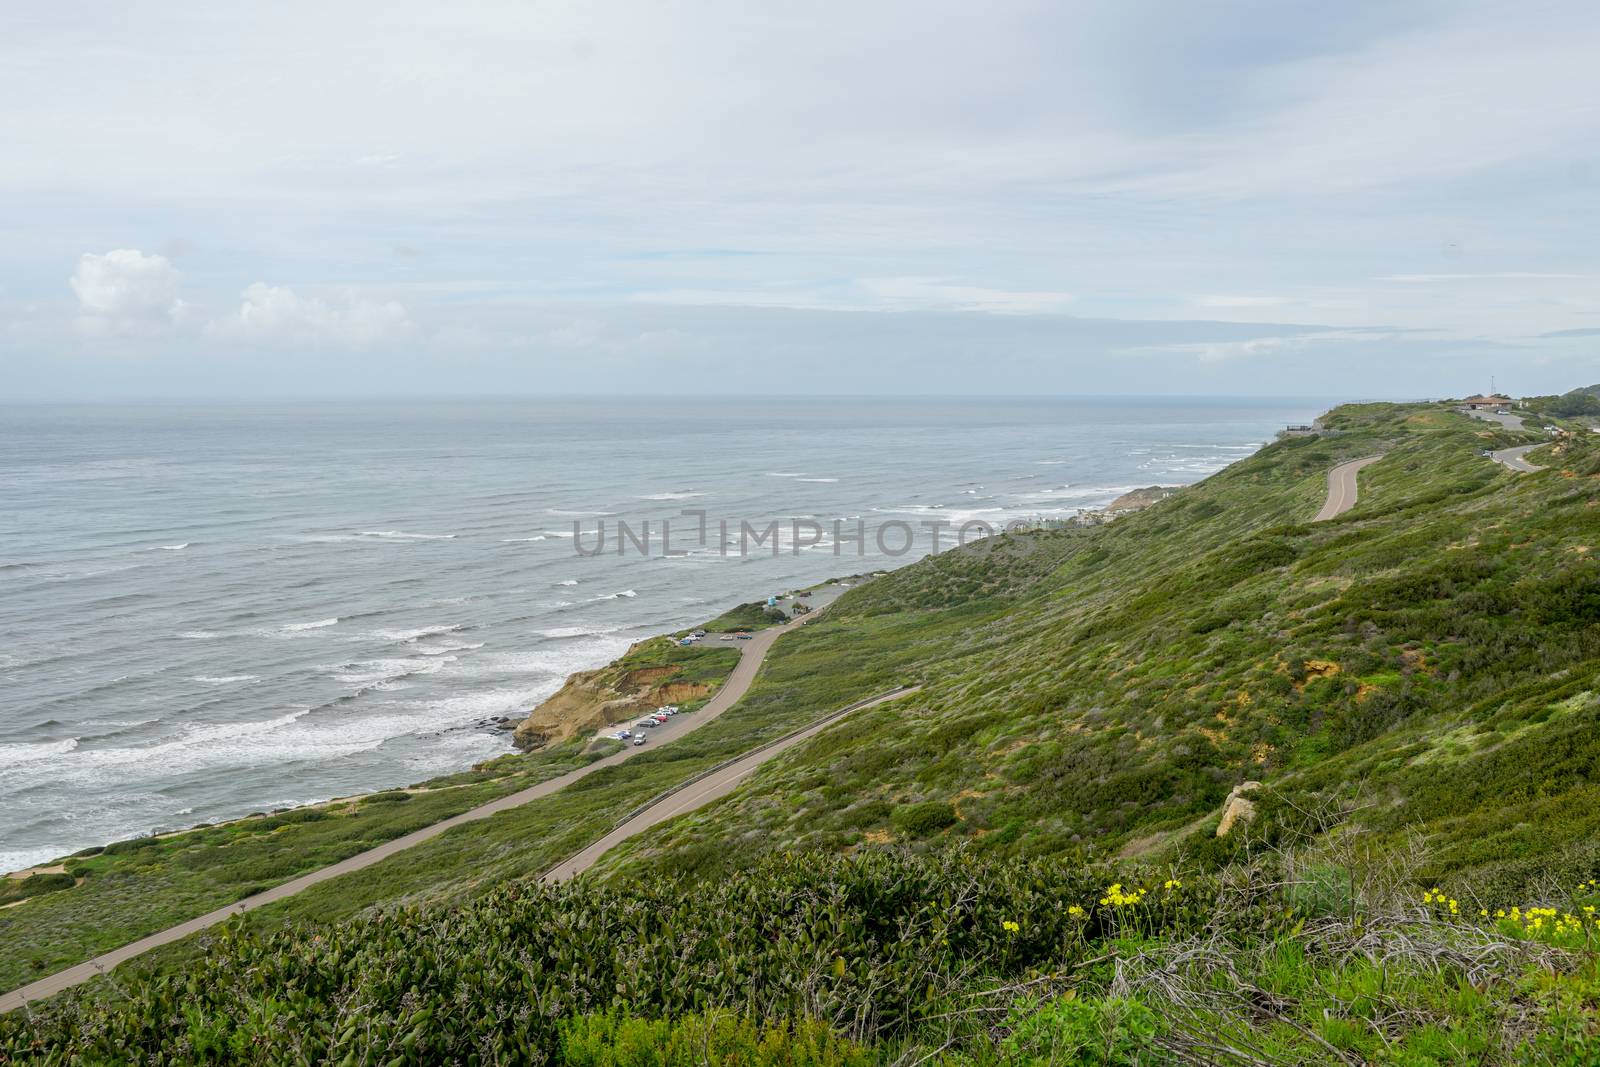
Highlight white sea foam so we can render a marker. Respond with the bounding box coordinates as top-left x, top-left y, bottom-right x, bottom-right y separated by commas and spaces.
556, 579, 579, 586
545, 509, 614, 517
640, 491, 705, 500
0, 738, 80, 763
797, 477, 839, 483
281, 617, 339, 633
358, 530, 456, 541
160, 543, 189, 551
766, 471, 806, 478
374, 624, 463, 643
499, 536, 547, 543
534, 625, 625, 639
191, 674, 259, 685
179, 630, 220, 640
593, 589, 637, 600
